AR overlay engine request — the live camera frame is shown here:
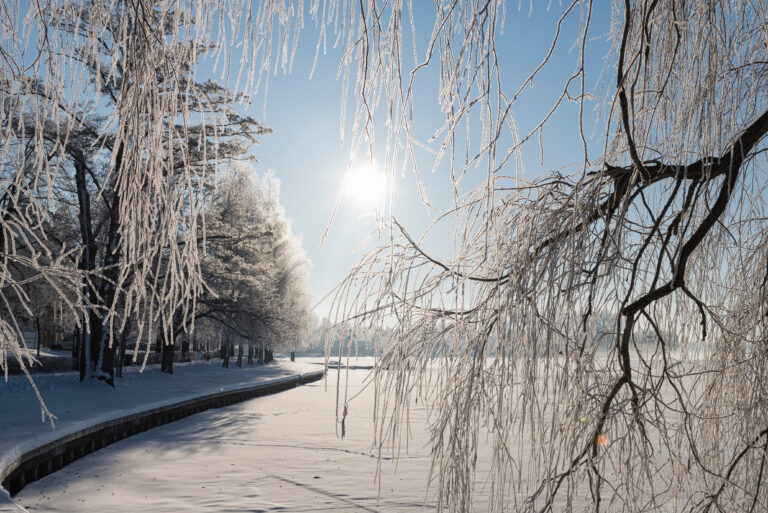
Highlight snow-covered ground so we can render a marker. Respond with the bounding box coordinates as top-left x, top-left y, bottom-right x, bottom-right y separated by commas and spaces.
0, 357, 319, 498
6, 357, 604, 512
12, 359, 471, 512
